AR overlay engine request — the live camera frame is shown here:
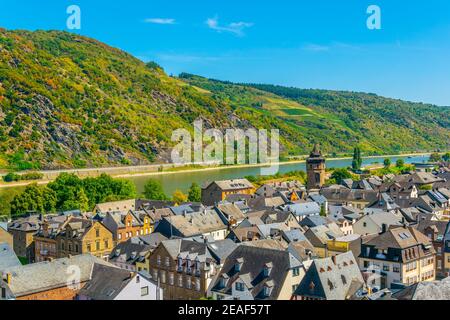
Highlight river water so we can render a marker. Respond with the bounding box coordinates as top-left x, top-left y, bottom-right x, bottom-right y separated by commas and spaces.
129, 154, 430, 195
